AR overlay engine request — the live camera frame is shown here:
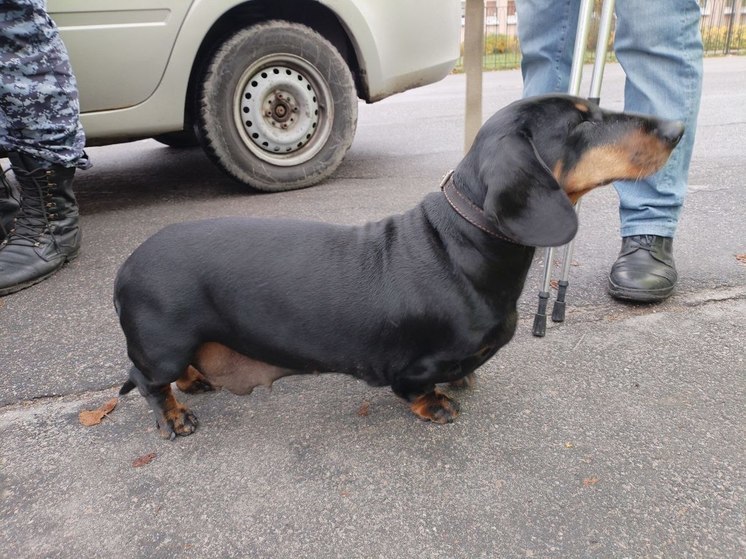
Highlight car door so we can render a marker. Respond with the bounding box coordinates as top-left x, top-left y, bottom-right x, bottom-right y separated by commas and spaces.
47, 0, 192, 113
